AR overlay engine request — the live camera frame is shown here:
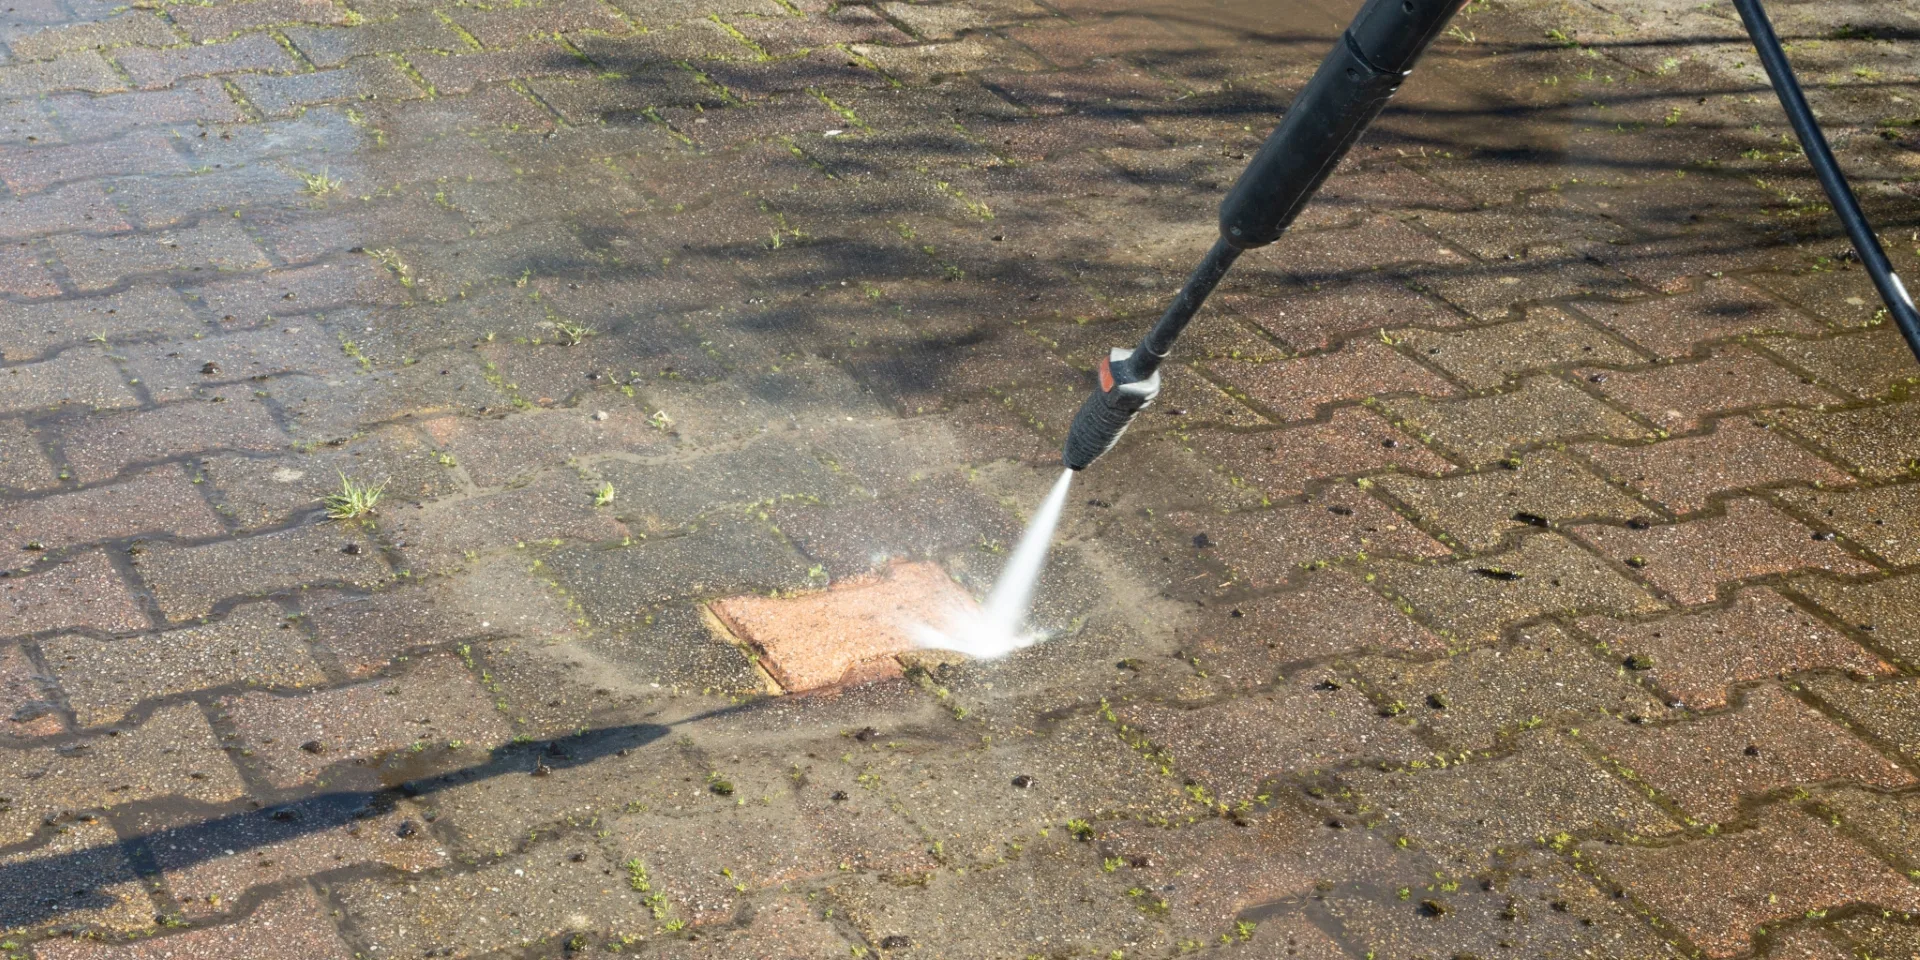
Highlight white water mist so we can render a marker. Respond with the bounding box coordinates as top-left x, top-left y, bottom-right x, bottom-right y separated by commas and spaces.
911, 468, 1075, 659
